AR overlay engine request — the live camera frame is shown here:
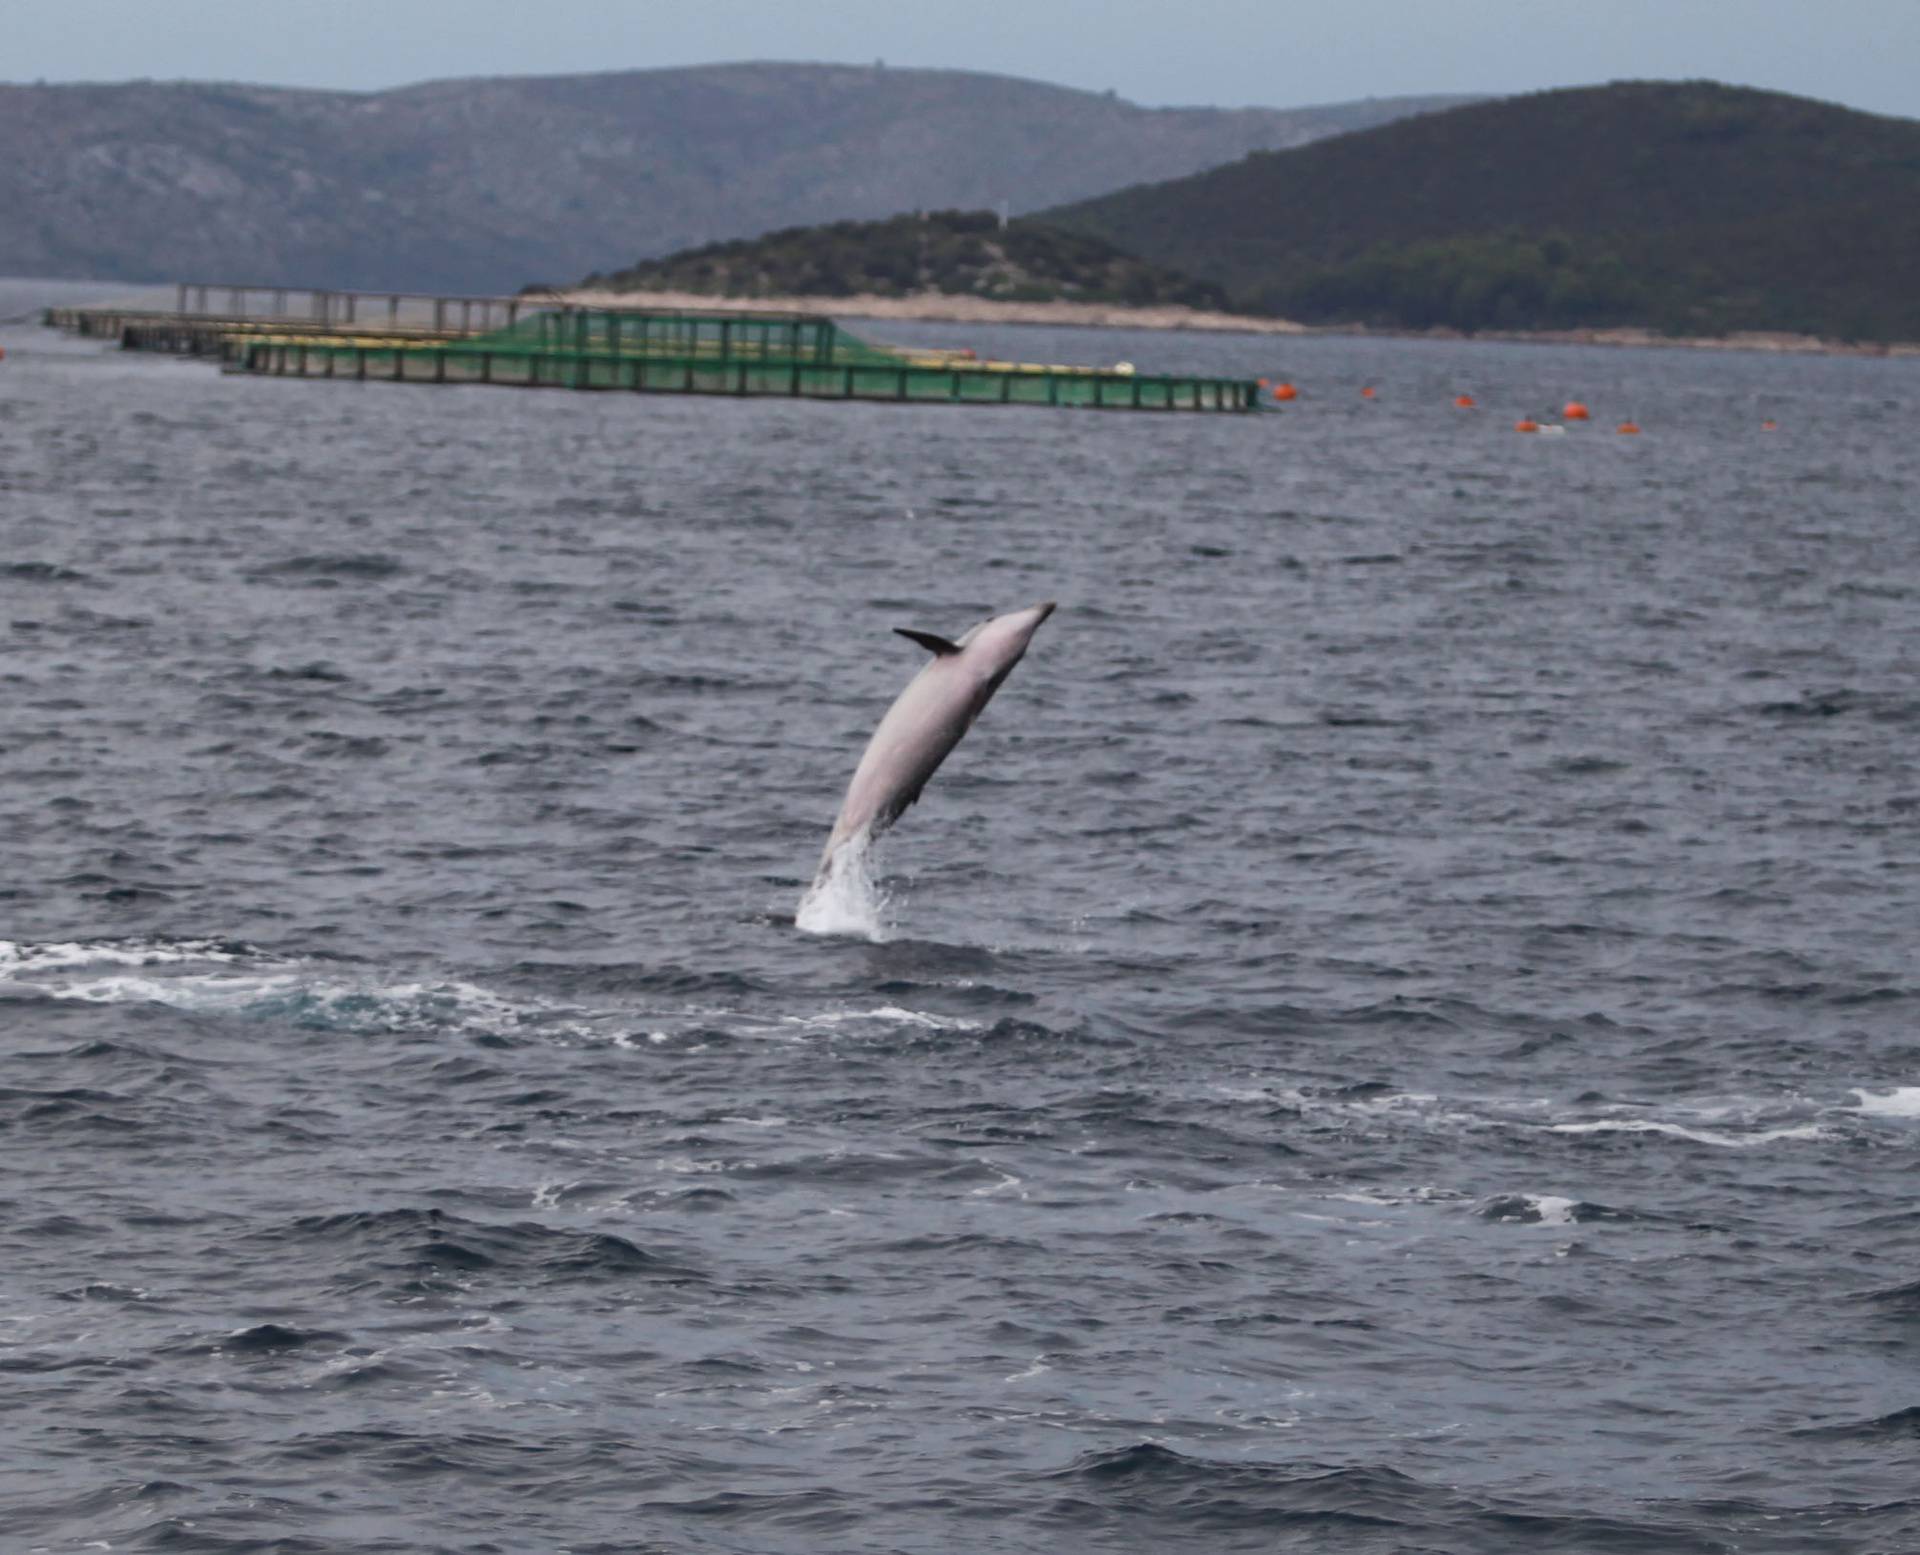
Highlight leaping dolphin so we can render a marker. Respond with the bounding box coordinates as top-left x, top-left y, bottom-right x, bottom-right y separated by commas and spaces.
805, 601, 1056, 898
